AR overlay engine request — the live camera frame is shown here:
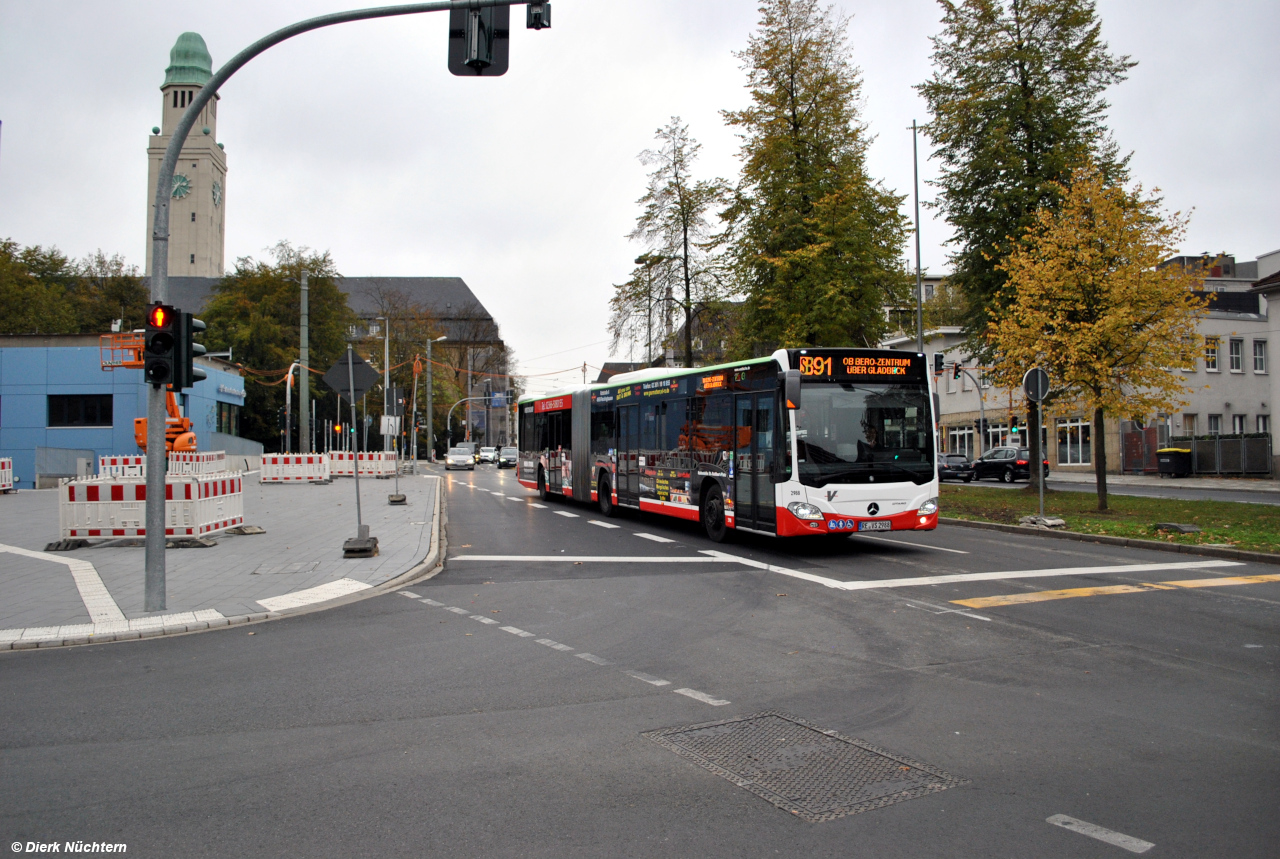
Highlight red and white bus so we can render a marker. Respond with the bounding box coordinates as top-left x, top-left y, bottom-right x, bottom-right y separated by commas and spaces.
517, 348, 938, 541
